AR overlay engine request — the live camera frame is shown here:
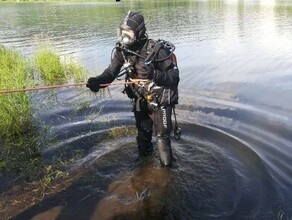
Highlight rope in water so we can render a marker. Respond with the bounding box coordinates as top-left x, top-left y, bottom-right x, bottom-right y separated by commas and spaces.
0, 80, 148, 95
